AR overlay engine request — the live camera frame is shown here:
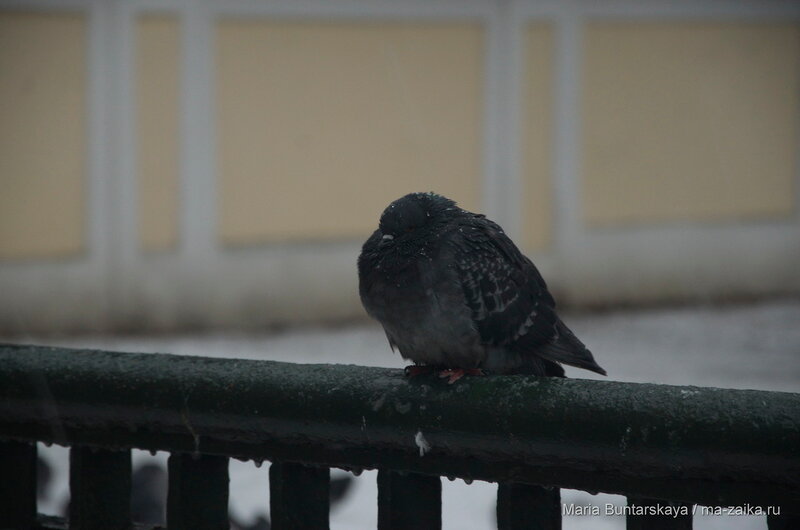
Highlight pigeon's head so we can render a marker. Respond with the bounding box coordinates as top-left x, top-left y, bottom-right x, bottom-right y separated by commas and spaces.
378, 192, 457, 242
